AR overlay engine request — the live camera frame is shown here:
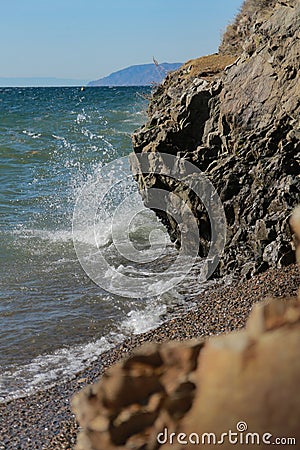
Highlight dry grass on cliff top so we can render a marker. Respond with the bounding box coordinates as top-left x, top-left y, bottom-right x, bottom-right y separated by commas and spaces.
219, 0, 278, 55
181, 54, 237, 80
